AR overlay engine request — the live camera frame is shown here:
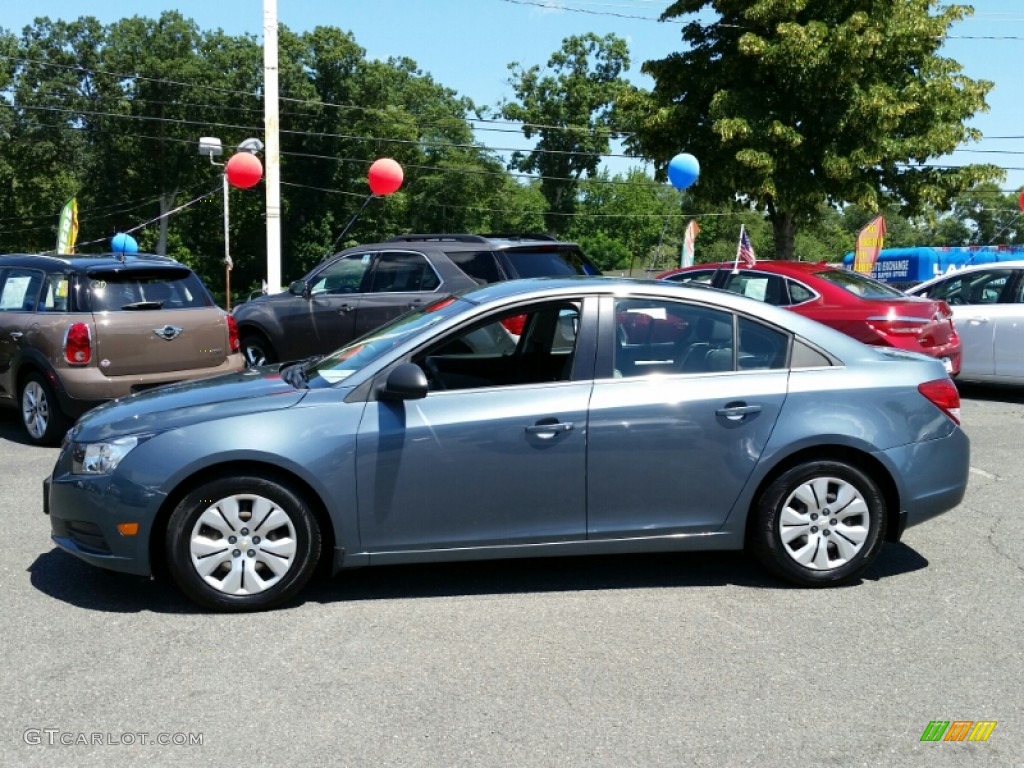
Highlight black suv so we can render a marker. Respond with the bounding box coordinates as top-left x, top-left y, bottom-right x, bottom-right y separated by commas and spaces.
232, 234, 601, 366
